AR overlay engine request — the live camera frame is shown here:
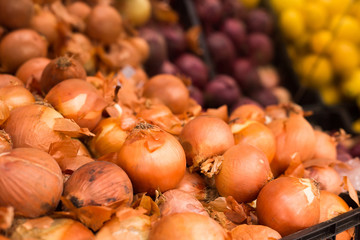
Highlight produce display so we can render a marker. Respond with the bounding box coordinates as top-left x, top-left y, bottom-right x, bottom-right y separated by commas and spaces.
0, 0, 359, 240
